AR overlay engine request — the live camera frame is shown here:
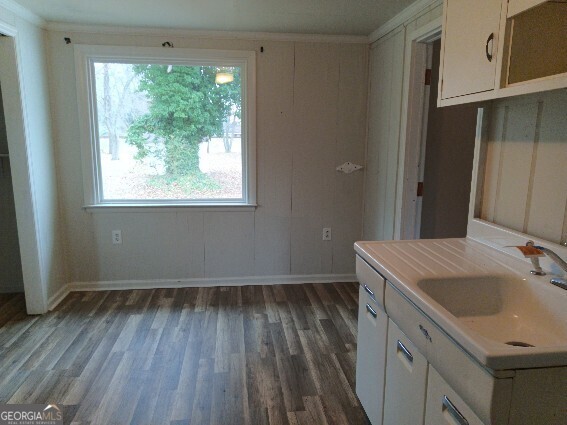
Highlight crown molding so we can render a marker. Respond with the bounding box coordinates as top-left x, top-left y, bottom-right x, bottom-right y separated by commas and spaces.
368, 0, 442, 43
46, 21, 369, 44
0, 0, 45, 27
